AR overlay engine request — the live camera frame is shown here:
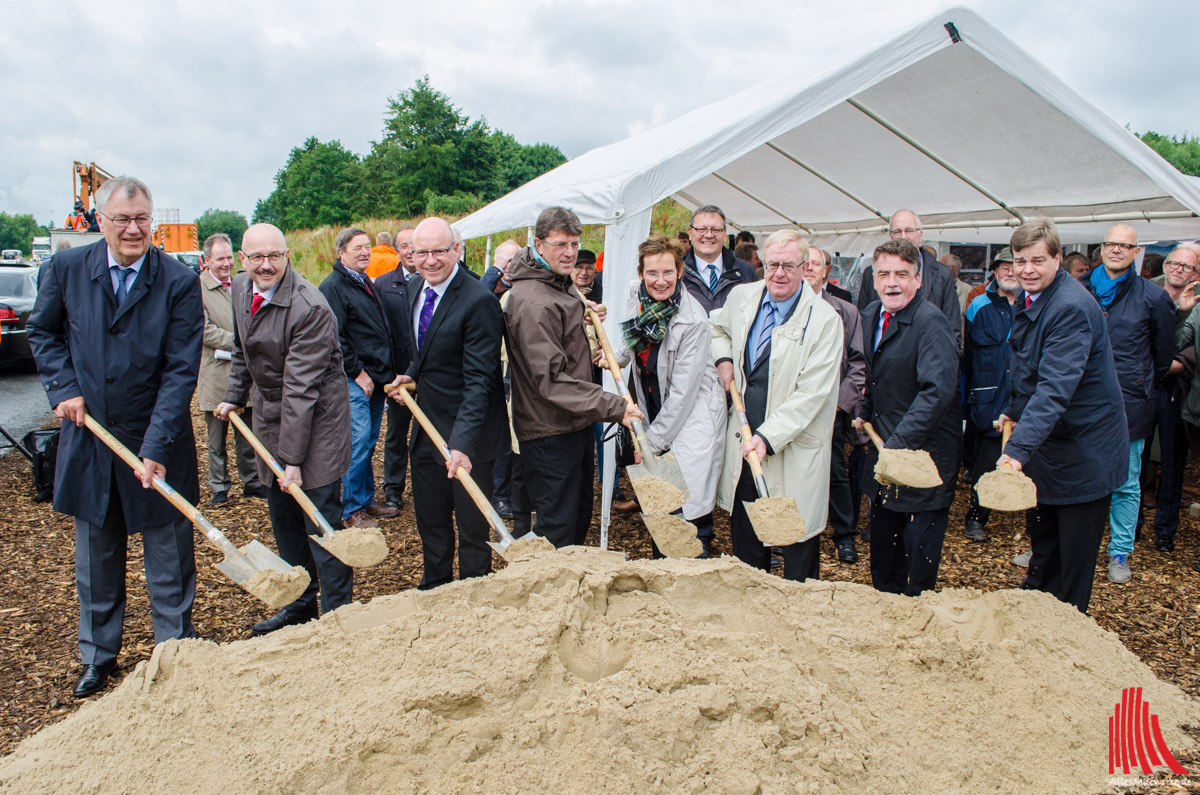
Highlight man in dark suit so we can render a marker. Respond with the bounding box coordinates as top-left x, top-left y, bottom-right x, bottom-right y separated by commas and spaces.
376, 250, 415, 512
855, 239, 961, 596
856, 210, 962, 349
388, 218, 508, 588
27, 176, 203, 697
